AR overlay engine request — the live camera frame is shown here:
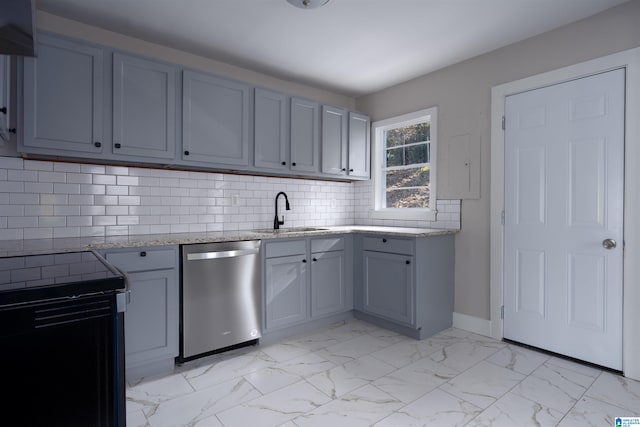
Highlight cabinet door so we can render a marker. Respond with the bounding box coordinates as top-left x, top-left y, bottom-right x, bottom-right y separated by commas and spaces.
363, 250, 414, 325
311, 250, 346, 318
113, 53, 176, 160
0, 55, 9, 142
182, 70, 250, 166
265, 254, 308, 330
254, 88, 287, 170
348, 112, 370, 178
22, 34, 104, 154
291, 97, 320, 173
321, 105, 347, 175
124, 269, 179, 368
